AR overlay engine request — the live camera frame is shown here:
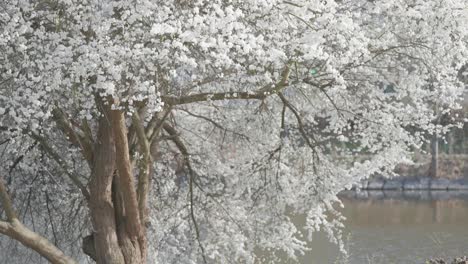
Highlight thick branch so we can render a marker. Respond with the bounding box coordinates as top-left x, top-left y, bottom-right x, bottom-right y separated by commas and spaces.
0, 220, 77, 264
52, 107, 94, 167
146, 106, 172, 143
162, 123, 189, 156
0, 220, 8, 233
161, 65, 291, 106
0, 175, 76, 264
132, 112, 152, 223
162, 91, 267, 105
